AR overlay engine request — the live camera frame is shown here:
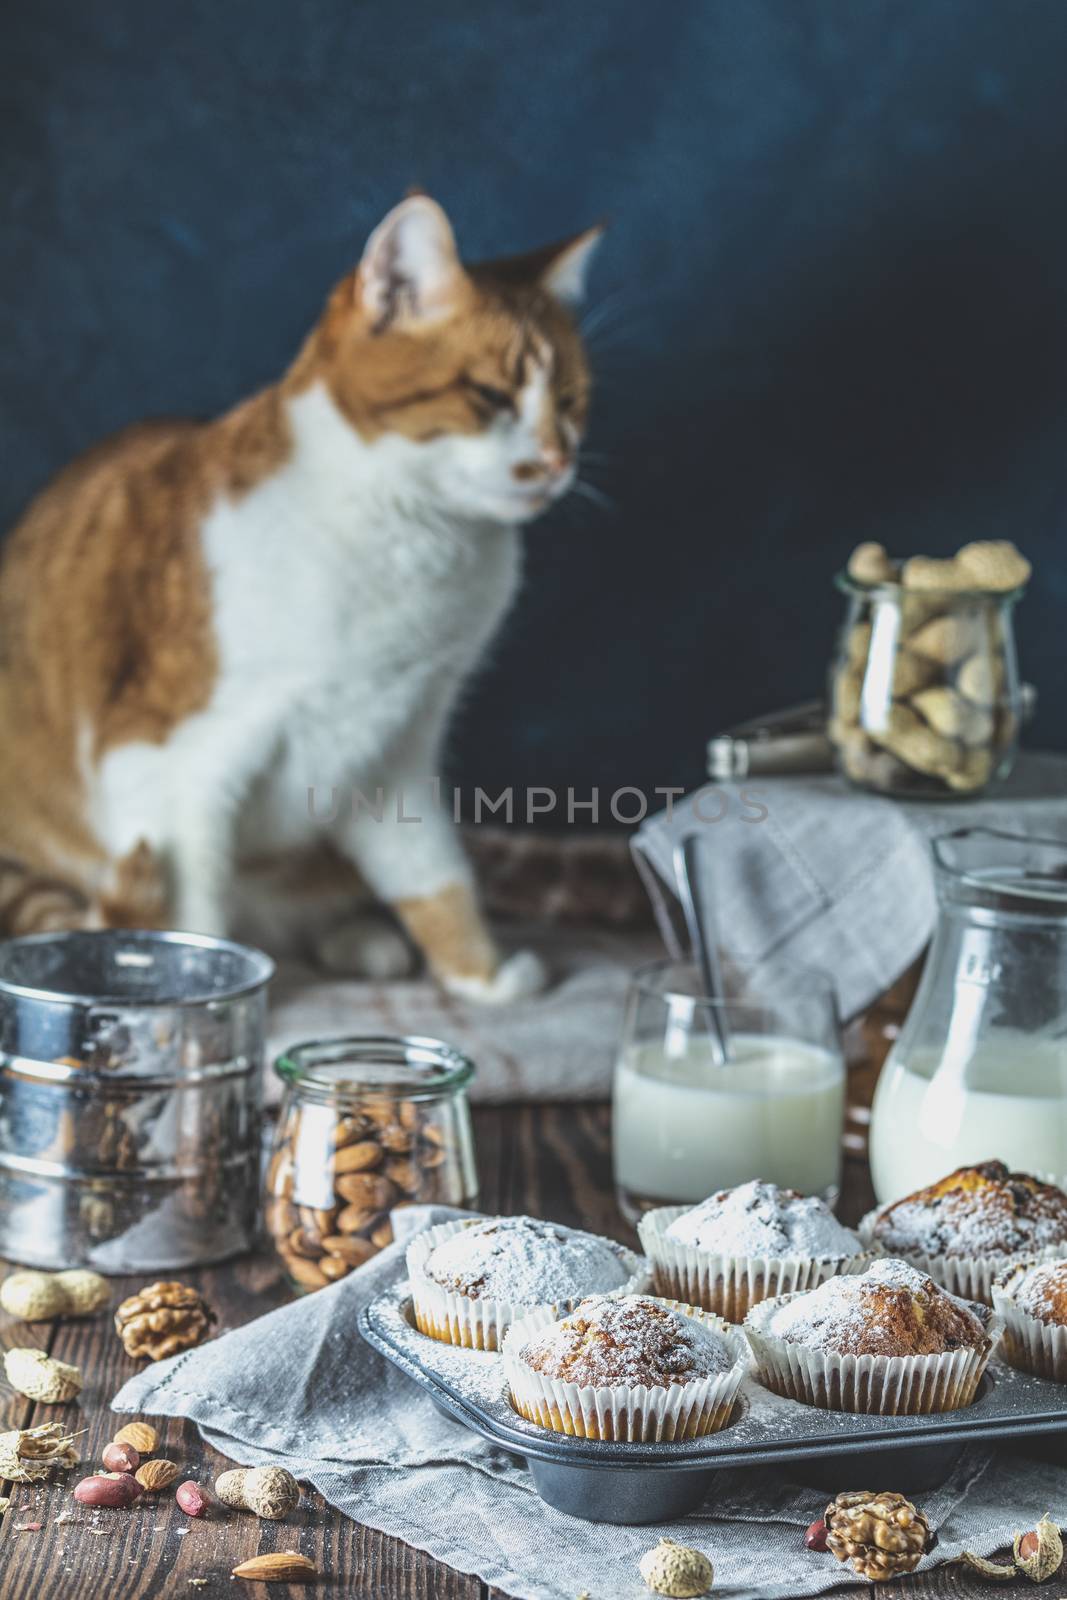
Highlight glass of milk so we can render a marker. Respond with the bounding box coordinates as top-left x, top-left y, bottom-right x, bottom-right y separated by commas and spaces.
612, 960, 846, 1224
870, 828, 1067, 1204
